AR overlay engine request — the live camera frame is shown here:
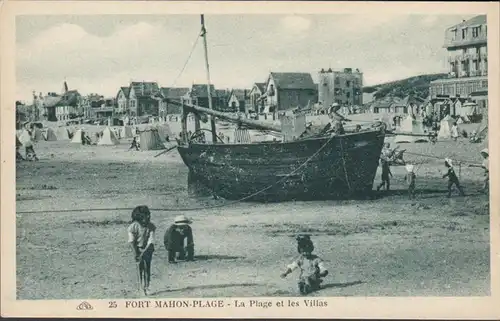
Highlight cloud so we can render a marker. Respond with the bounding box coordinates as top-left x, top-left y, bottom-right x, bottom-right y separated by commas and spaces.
280, 16, 311, 33
16, 15, 465, 101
